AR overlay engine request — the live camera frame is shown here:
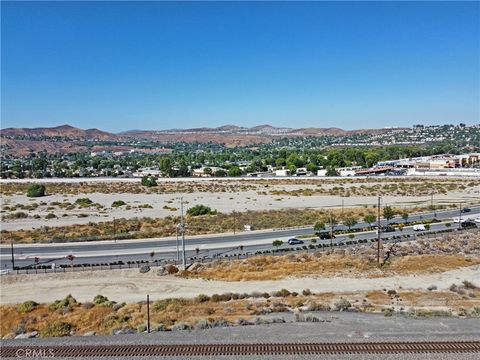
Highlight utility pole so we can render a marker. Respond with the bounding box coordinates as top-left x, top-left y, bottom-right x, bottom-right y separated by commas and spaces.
341, 199, 344, 215
179, 197, 187, 270
233, 211, 236, 235
458, 203, 462, 230
175, 226, 180, 262
430, 194, 436, 218
113, 217, 116, 243
10, 238, 15, 269
329, 213, 334, 247
377, 196, 381, 265
146, 294, 150, 333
